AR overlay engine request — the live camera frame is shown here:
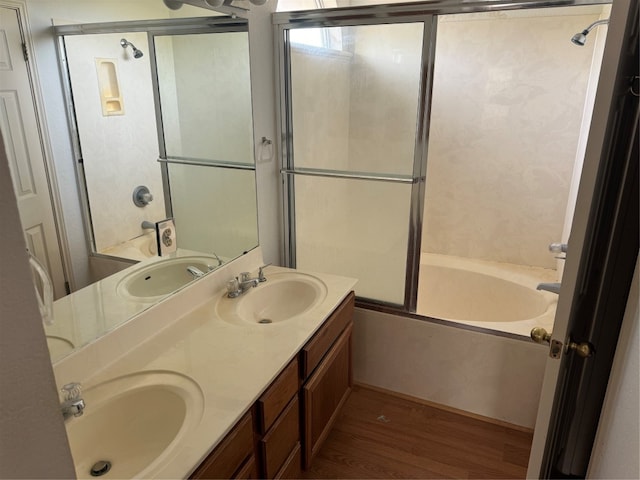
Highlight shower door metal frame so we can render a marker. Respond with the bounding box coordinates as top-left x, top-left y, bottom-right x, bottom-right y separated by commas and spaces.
54, 16, 251, 262
274, 0, 610, 314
